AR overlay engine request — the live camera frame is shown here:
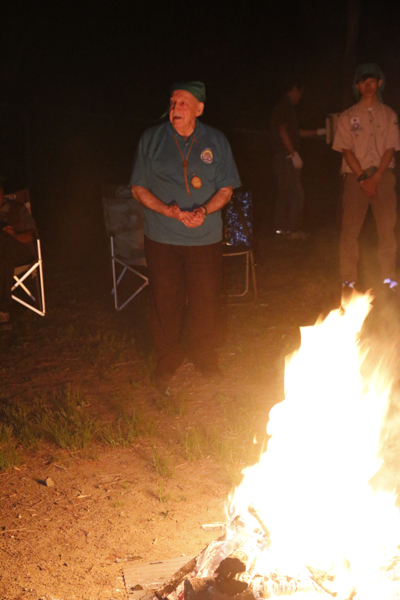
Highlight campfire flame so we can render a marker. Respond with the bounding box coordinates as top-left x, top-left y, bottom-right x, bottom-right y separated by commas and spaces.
226, 293, 400, 599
